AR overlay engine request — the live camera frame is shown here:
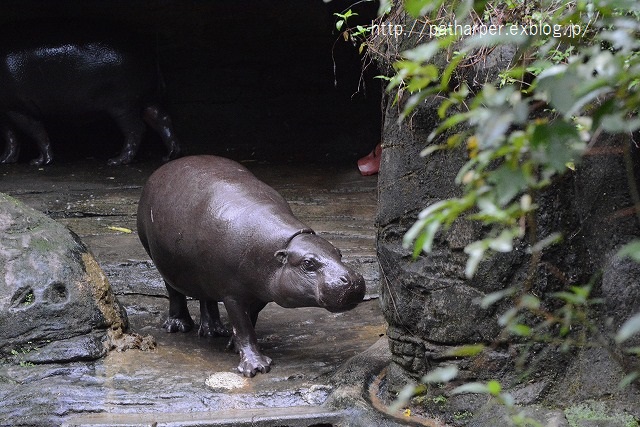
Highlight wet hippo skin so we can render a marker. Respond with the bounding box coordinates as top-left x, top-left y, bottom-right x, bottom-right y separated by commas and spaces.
137, 155, 366, 377
0, 23, 181, 166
